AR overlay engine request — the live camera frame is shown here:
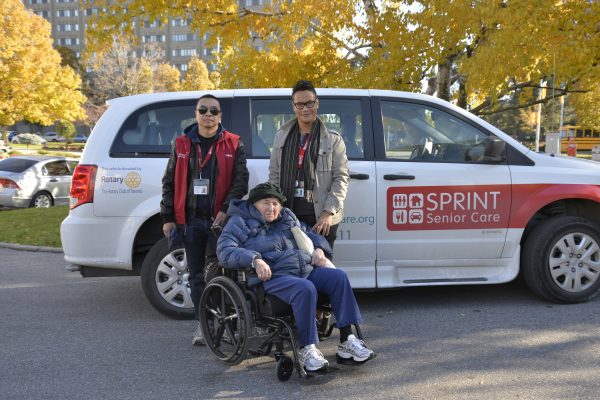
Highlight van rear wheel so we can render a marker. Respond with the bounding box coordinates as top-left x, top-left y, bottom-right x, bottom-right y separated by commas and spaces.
522, 216, 600, 303
141, 237, 194, 319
